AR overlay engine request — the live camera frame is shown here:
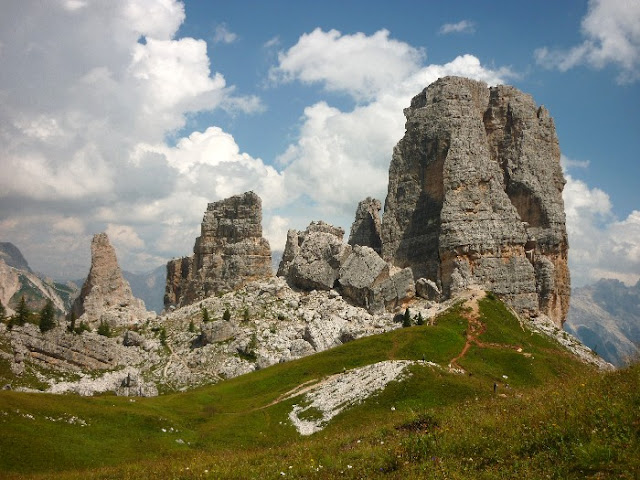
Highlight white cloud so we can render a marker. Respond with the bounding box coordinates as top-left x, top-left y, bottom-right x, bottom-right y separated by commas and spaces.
535, 0, 640, 83
560, 154, 590, 170
106, 224, 145, 250
270, 28, 426, 101
0, 0, 262, 277
275, 34, 513, 219
213, 24, 238, 44
563, 163, 640, 286
439, 20, 475, 35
